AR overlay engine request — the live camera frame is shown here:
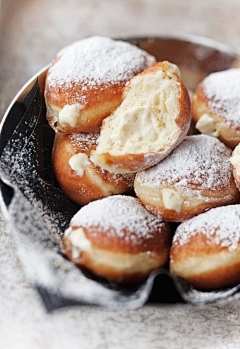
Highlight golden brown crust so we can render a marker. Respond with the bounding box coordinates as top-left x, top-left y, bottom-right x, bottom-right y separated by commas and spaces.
170, 233, 240, 290
76, 223, 171, 254
45, 82, 124, 133
171, 233, 227, 263
62, 238, 169, 285
174, 78, 192, 130
52, 133, 134, 205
